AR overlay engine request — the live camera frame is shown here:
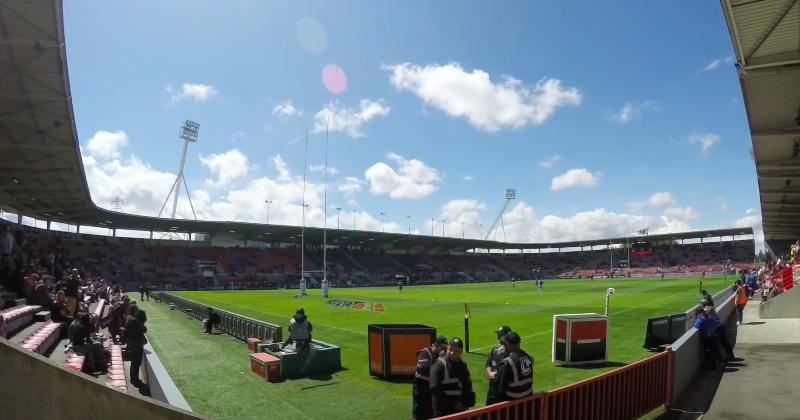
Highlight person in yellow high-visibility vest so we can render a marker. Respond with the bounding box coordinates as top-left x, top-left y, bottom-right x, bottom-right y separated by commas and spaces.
734, 280, 748, 326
